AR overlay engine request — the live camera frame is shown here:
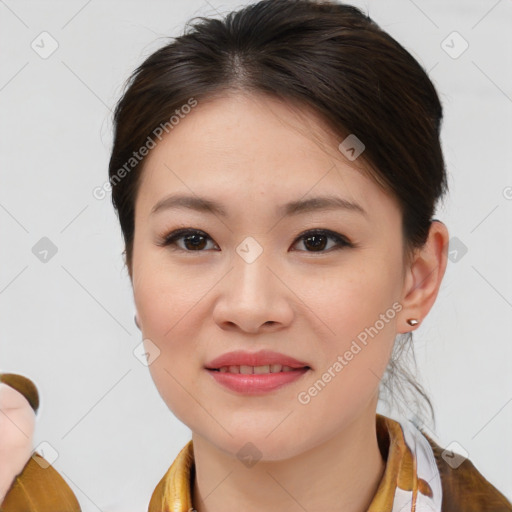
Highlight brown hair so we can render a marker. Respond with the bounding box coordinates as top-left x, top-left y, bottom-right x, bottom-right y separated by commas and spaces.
108, 0, 448, 430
